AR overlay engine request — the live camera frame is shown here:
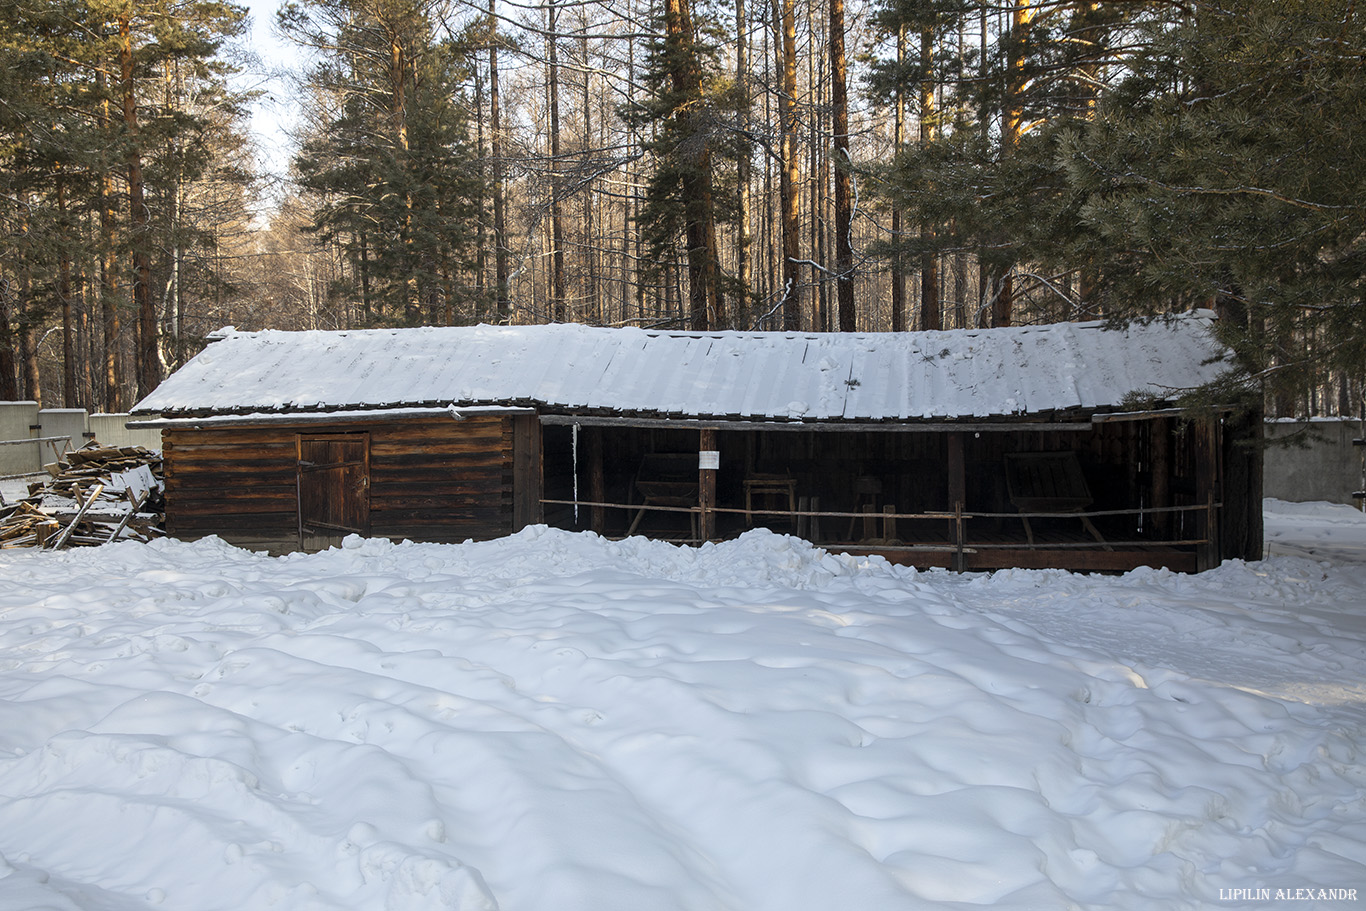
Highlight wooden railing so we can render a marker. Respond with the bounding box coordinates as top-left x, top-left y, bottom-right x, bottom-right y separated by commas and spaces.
540, 496, 1219, 568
